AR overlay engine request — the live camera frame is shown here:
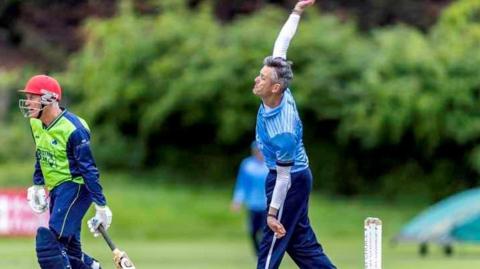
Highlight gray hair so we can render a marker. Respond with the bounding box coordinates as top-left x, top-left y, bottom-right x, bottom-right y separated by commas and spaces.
263, 56, 293, 91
